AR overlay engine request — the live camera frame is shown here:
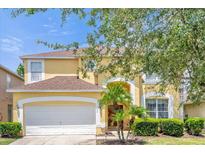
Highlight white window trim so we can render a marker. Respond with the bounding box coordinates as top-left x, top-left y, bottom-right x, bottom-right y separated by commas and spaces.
141, 92, 174, 118
27, 60, 45, 84
145, 98, 169, 118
